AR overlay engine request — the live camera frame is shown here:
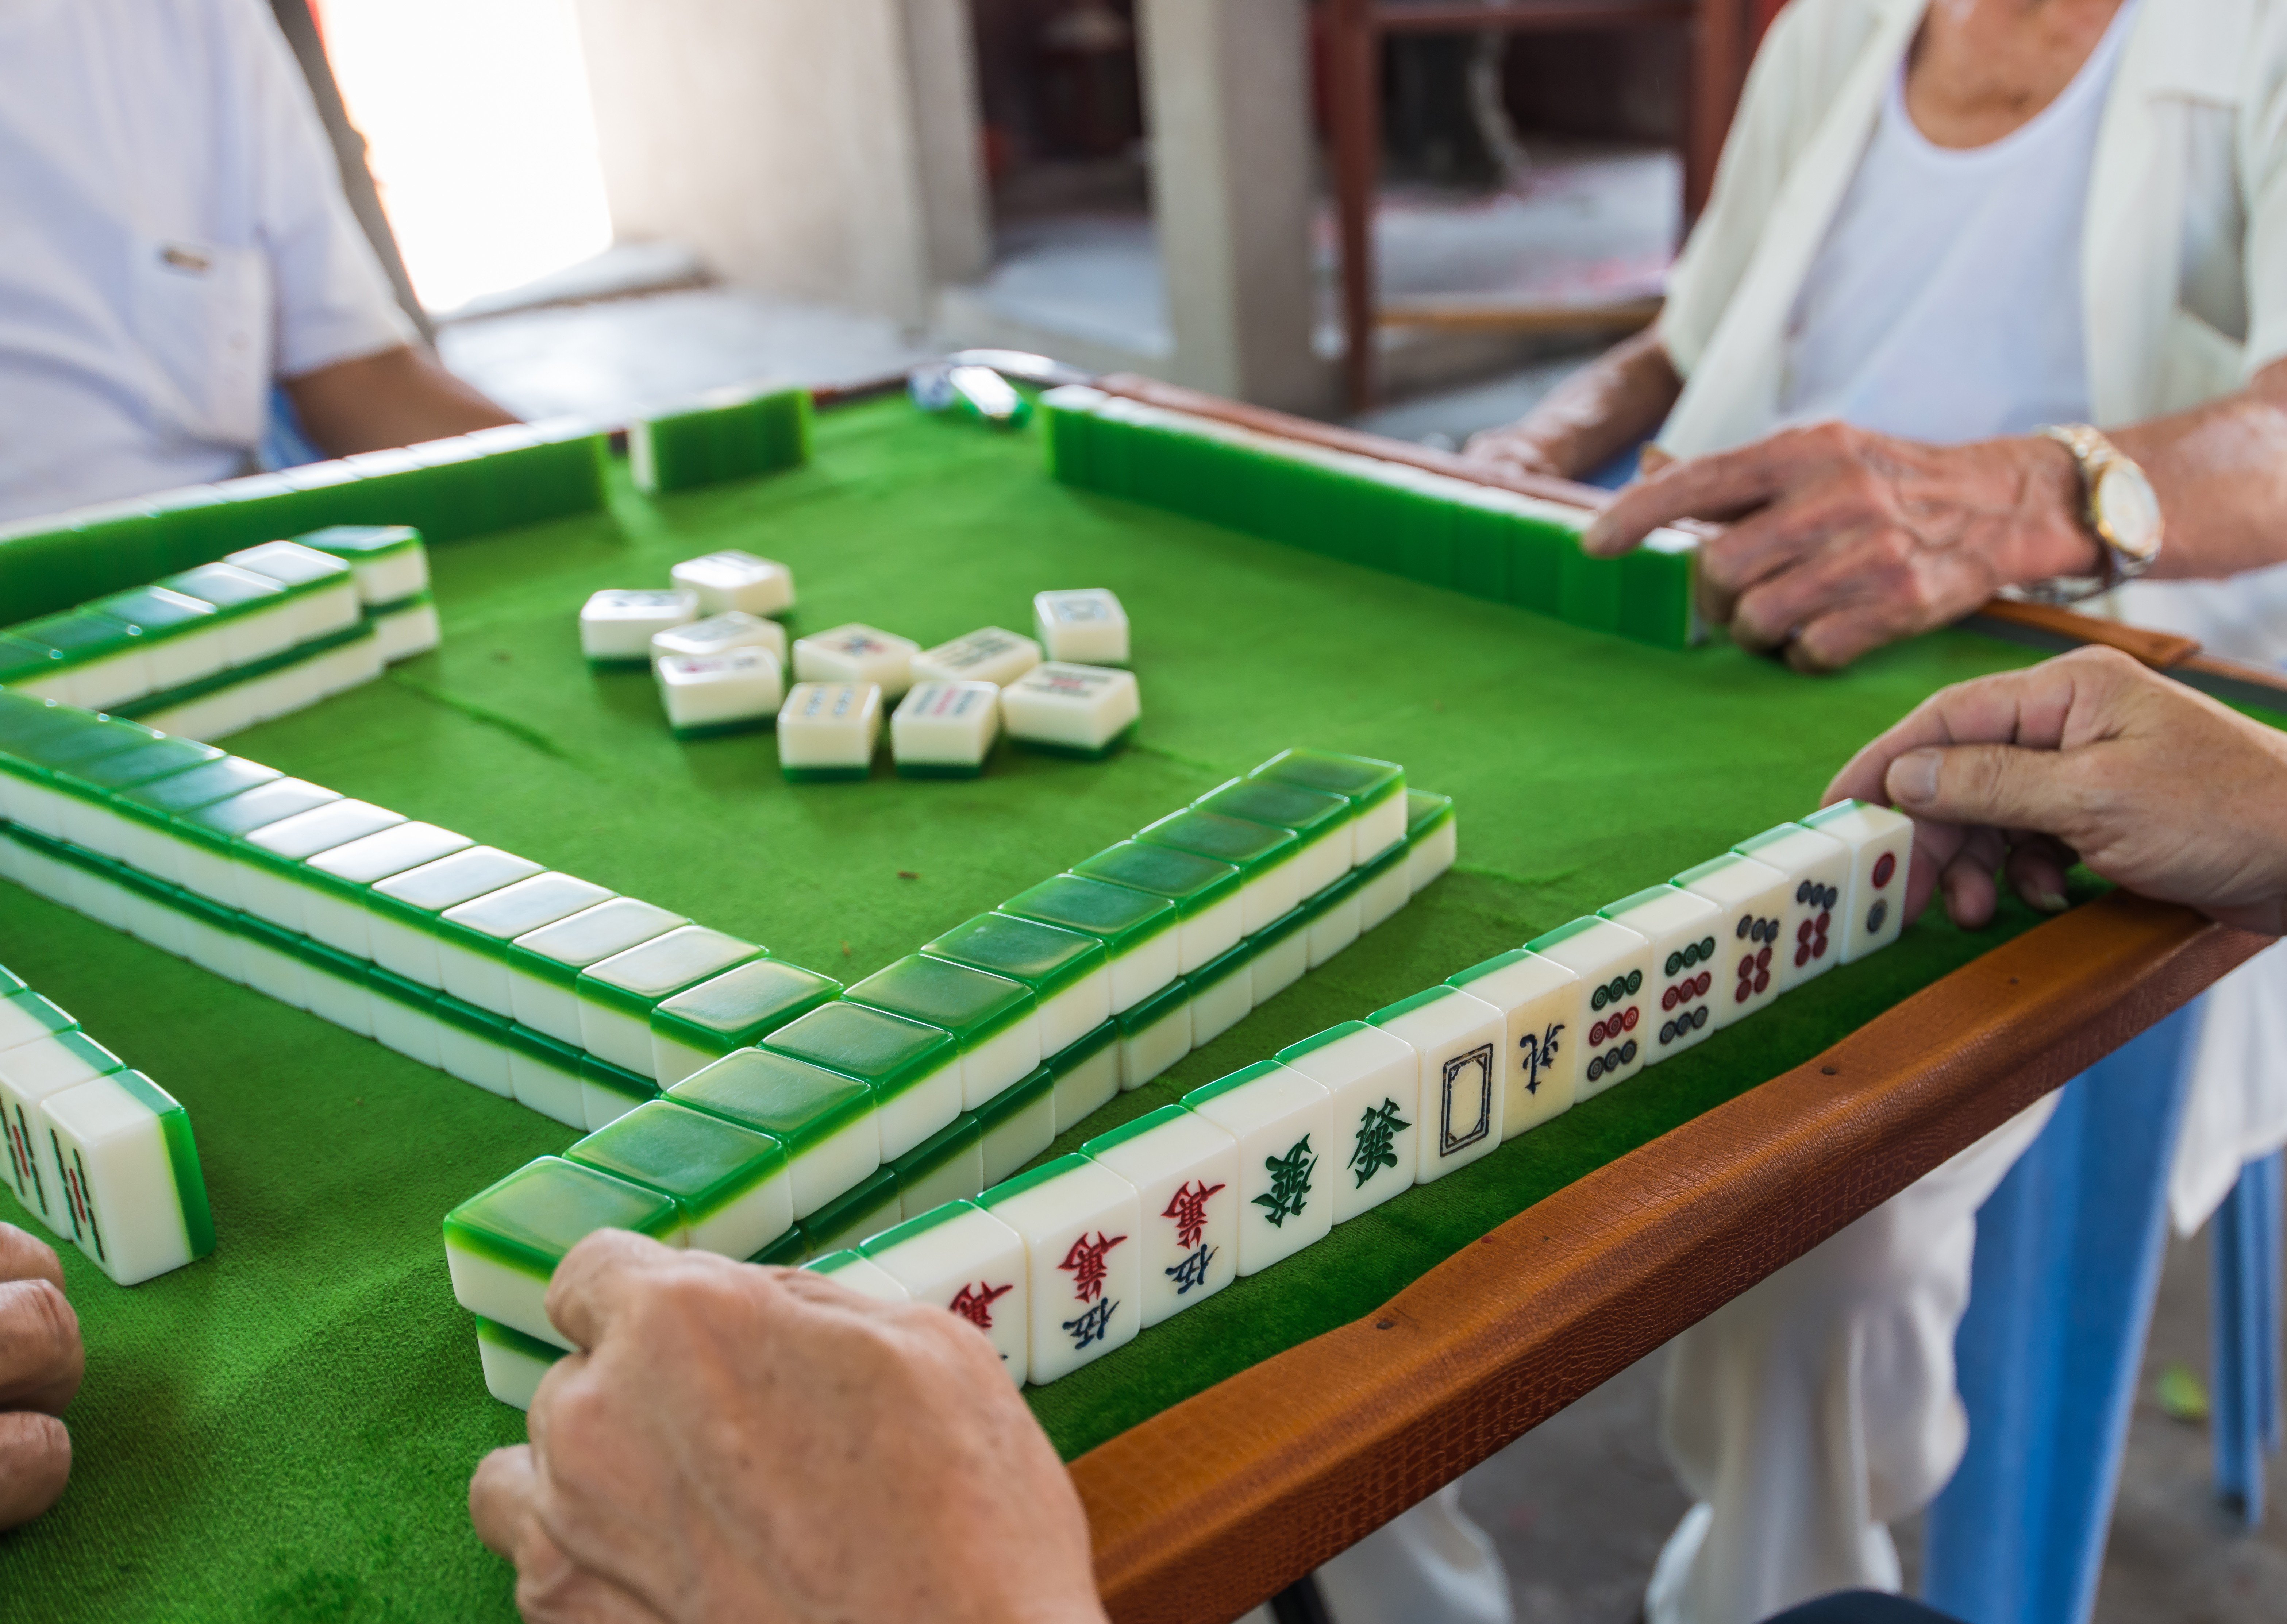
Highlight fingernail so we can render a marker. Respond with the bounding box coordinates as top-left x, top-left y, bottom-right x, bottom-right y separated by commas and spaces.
1579, 521, 1612, 556
1890, 749, 1942, 806
2030, 886, 2069, 914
